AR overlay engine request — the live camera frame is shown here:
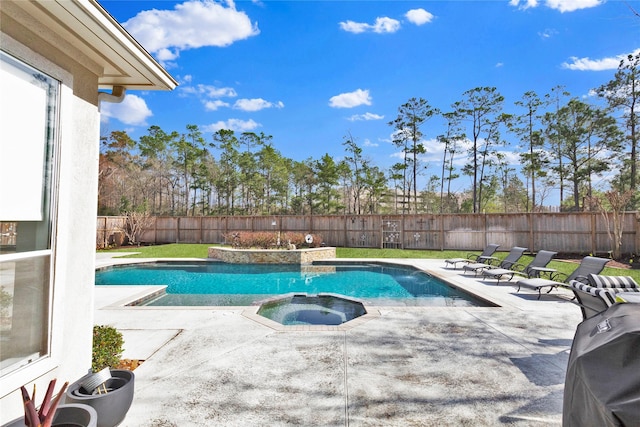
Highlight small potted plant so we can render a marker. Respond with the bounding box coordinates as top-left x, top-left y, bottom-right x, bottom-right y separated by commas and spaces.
65, 325, 134, 427
16, 379, 97, 427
